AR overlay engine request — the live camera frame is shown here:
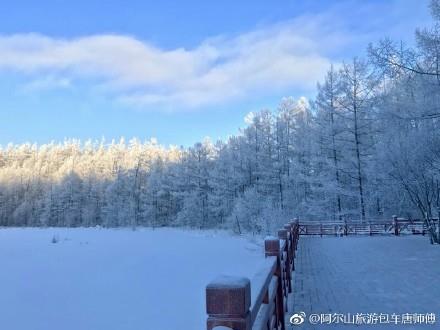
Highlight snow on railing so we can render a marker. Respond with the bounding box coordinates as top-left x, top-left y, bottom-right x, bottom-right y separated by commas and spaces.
297, 216, 431, 237
205, 220, 299, 330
